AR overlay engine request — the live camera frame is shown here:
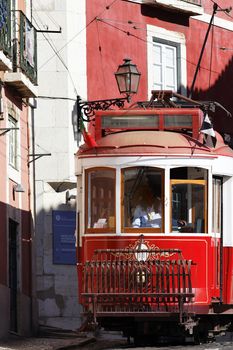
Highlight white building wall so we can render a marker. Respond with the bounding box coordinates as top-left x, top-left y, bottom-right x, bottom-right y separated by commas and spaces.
33, 0, 86, 330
